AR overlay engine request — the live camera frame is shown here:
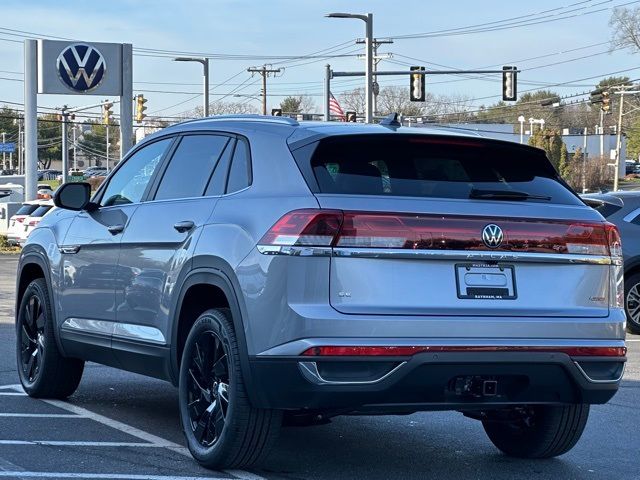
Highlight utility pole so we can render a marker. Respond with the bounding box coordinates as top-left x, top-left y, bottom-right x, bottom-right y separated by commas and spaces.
2, 132, 5, 169
357, 37, 393, 116
582, 126, 588, 193
247, 65, 283, 115
599, 109, 605, 157
612, 86, 640, 191
60, 106, 69, 184
72, 123, 77, 172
